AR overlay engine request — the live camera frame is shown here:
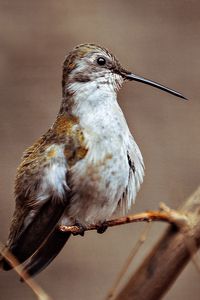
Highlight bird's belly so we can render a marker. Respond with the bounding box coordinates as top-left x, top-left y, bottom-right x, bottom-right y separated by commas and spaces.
66, 149, 130, 226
